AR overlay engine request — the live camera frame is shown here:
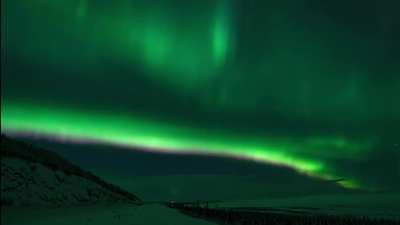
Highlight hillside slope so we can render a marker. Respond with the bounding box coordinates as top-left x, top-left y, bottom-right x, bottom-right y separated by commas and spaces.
1, 135, 141, 206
